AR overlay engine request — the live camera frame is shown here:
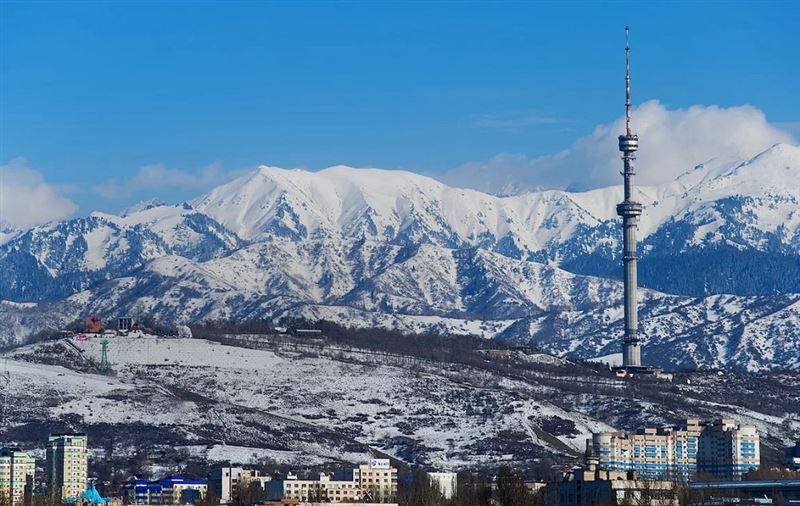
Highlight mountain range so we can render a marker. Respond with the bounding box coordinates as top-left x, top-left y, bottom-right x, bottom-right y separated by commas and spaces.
1, 143, 799, 371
